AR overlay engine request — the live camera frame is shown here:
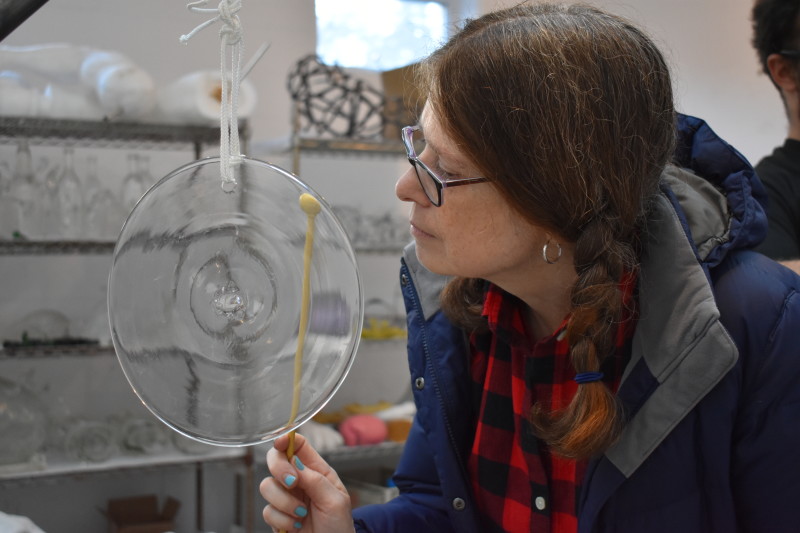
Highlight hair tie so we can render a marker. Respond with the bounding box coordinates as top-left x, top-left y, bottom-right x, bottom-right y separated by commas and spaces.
574, 371, 604, 384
